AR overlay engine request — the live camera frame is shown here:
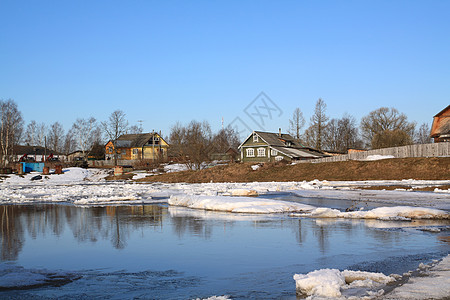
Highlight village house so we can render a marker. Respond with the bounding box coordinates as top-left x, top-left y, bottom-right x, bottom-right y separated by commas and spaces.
105, 132, 169, 162
238, 130, 327, 163
14, 145, 65, 162
431, 105, 450, 143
